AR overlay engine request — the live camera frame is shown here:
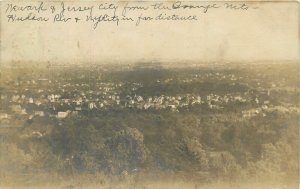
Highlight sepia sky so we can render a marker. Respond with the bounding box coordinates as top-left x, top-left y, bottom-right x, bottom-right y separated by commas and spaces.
1, 1, 299, 65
